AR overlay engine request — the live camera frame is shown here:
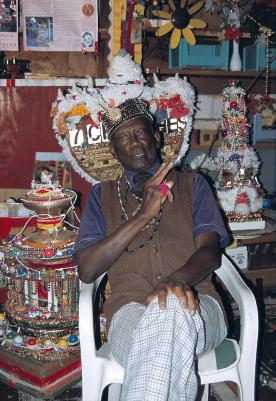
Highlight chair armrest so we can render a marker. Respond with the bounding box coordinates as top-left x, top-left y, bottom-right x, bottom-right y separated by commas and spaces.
79, 275, 121, 400
79, 282, 97, 358
79, 273, 107, 359
217, 255, 259, 371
